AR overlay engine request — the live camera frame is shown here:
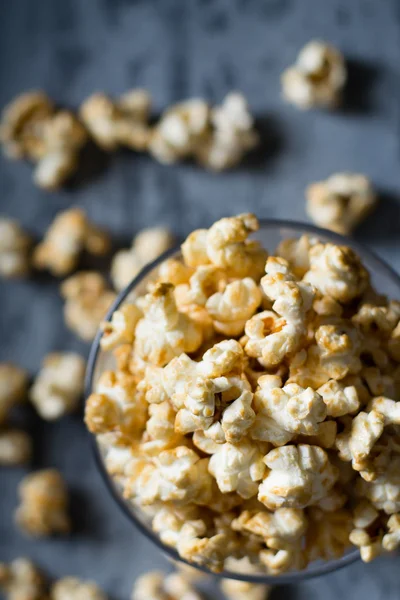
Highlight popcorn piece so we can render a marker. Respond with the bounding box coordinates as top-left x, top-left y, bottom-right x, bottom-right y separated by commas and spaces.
80, 90, 151, 151
258, 444, 338, 510
275, 235, 316, 279
232, 507, 307, 549
259, 543, 306, 575
111, 226, 175, 291
15, 469, 70, 537
142, 401, 182, 455
52, 577, 107, 600
149, 99, 210, 164
0, 557, 48, 600
251, 376, 327, 446
181, 230, 210, 268
349, 525, 384, 563
0, 363, 28, 425
306, 507, 352, 561
177, 521, 228, 573
199, 339, 244, 378
30, 353, 85, 420
281, 40, 346, 109
133, 283, 203, 366
101, 304, 142, 350
209, 440, 266, 499
34, 208, 110, 276
335, 410, 384, 473
132, 571, 203, 600
0, 218, 31, 278
317, 380, 360, 417
206, 278, 262, 336
359, 457, 400, 514
382, 514, 400, 552
195, 92, 259, 171
157, 258, 194, 287
0, 429, 32, 466
306, 173, 377, 235
221, 578, 270, 600
61, 272, 116, 341
175, 266, 226, 310
245, 258, 314, 367
303, 243, 369, 303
